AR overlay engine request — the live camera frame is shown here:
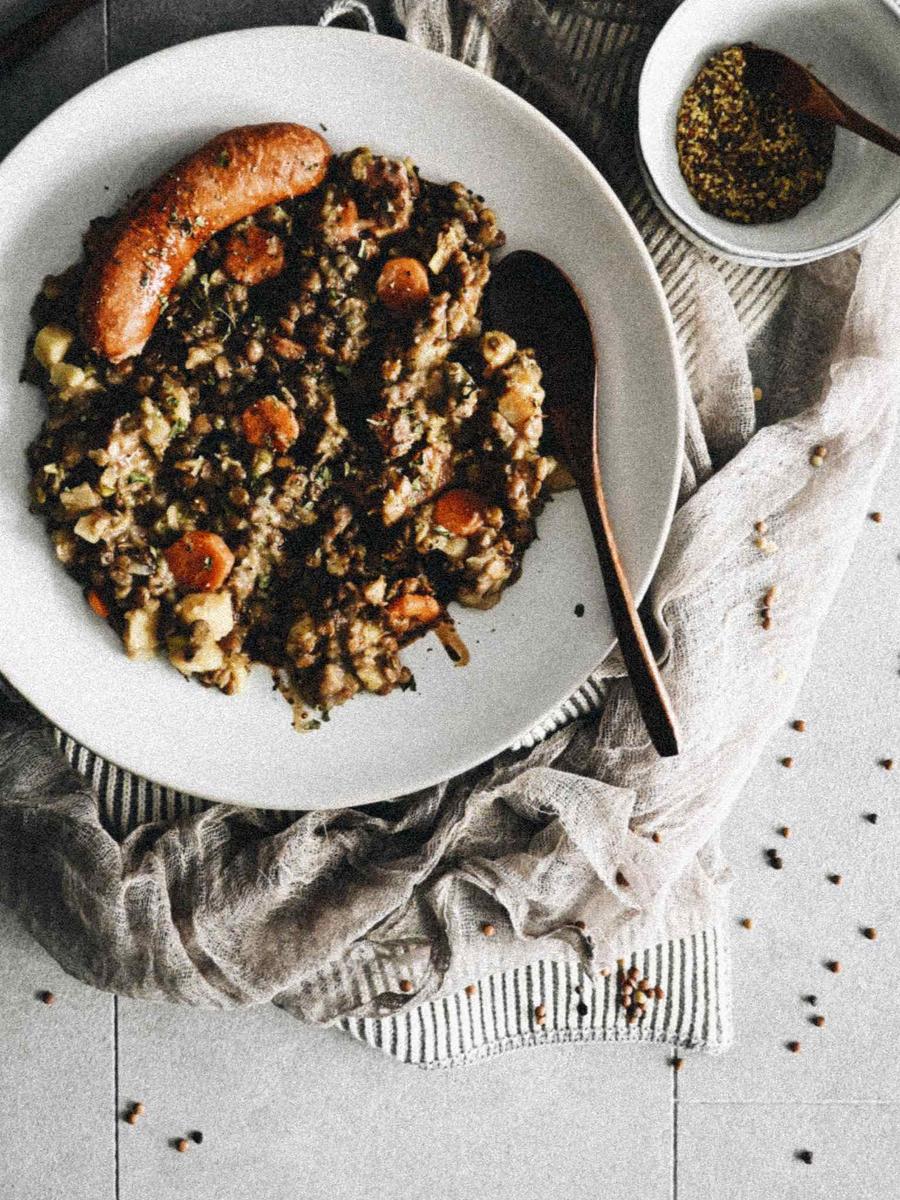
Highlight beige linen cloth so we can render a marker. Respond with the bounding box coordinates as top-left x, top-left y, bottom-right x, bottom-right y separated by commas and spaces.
2, 0, 900, 1066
